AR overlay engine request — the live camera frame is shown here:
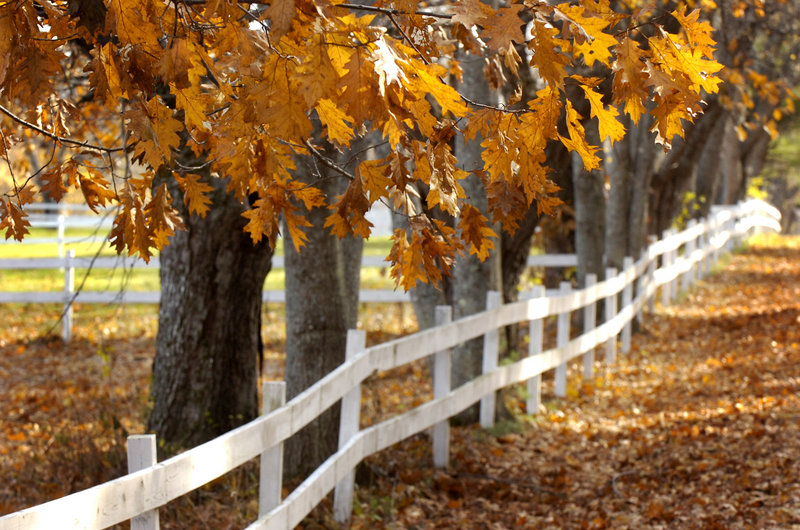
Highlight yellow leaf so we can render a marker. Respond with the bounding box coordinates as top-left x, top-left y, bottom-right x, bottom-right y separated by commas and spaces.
174, 172, 214, 216
559, 100, 600, 171
458, 203, 496, 261
316, 98, 355, 147
265, 0, 296, 39
359, 159, 393, 204
581, 84, 626, 143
